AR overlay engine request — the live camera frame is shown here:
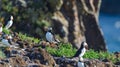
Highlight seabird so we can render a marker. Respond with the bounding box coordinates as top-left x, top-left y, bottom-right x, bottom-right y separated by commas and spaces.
73, 42, 88, 67
5, 15, 13, 29
1, 35, 11, 46
0, 23, 3, 40
45, 27, 60, 43
0, 23, 3, 33
74, 41, 88, 58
